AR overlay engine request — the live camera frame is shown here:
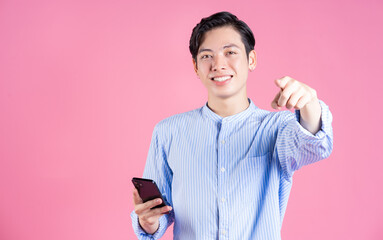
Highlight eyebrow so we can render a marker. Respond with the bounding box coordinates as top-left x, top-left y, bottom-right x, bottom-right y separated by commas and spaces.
198, 44, 240, 54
